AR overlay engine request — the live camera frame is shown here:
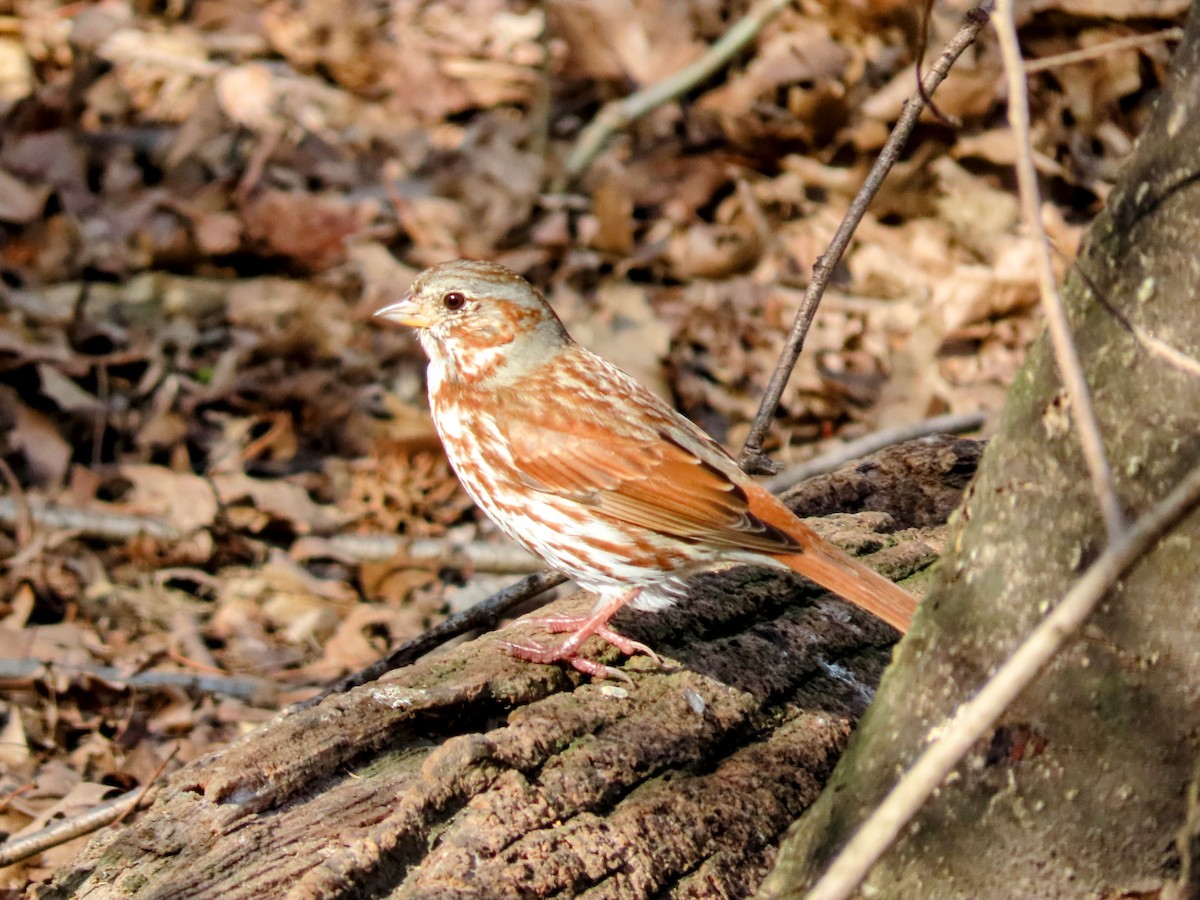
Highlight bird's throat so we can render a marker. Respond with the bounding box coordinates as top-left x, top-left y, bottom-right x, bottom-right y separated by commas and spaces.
423, 329, 515, 389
